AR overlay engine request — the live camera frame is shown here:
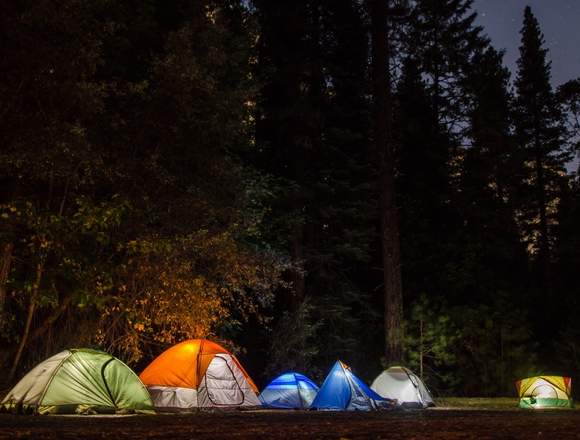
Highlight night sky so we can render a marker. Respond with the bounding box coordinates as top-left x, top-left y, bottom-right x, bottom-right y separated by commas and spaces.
472, 0, 580, 86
